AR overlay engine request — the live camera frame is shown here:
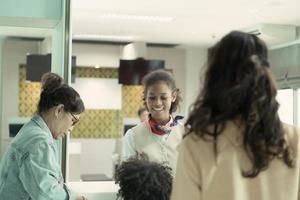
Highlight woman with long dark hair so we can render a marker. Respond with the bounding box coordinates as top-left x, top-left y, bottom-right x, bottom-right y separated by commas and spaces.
171, 31, 300, 200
